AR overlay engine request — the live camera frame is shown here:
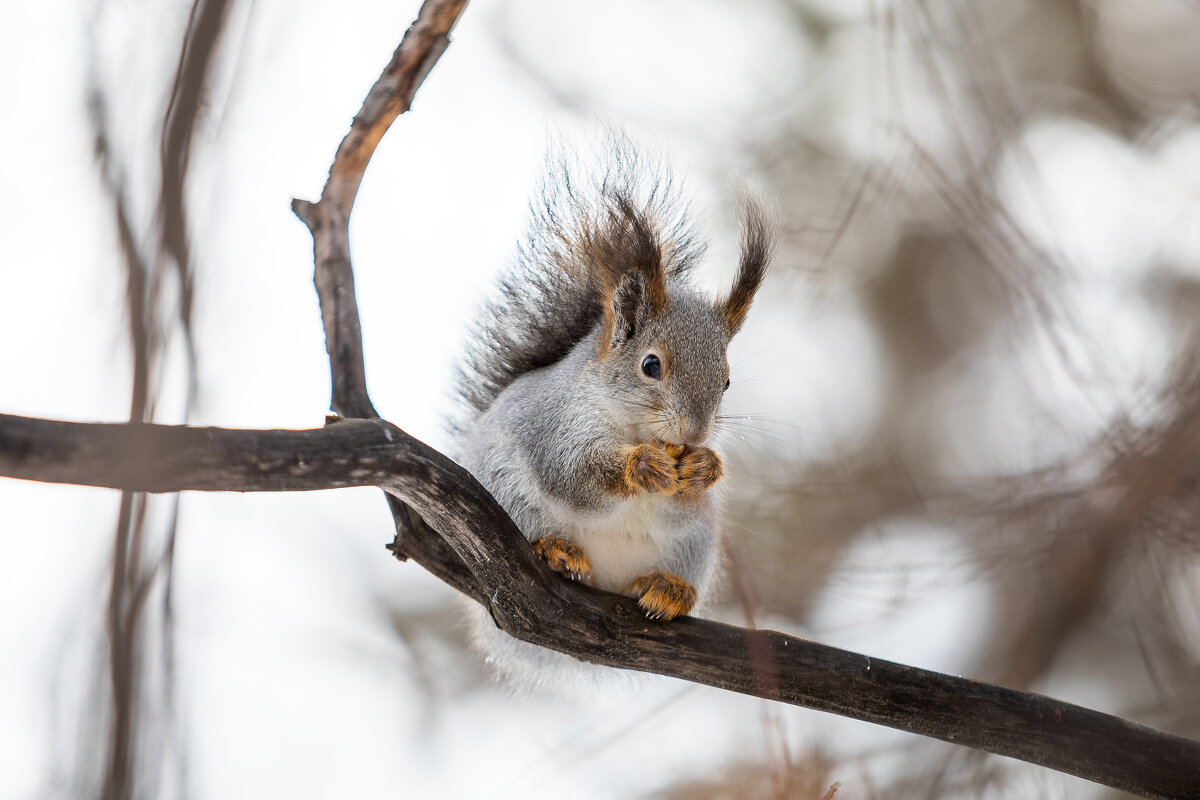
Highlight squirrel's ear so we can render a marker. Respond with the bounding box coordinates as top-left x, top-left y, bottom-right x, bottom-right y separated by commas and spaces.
597, 196, 668, 355
600, 260, 667, 355
719, 194, 773, 337
604, 270, 648, 351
